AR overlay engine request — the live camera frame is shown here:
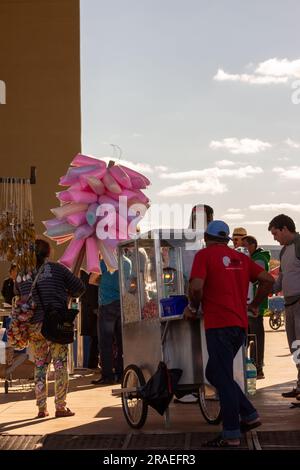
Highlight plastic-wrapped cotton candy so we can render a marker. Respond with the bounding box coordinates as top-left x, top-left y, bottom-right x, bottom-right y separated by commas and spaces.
43, 218, 67, 229
98, 195, 119, 210
74, 224, 95, 240
51, 203, 88, 220
59, 238, 85, 269
44, 222, 76, 238
51, 204, 86, 220
71, 153, 107, 169
67, 211, 87, 226
81, 175, 105, 195
60, 165, 99, 186
86, 203, 99, 226
102, 170, 122, 194
129, 175, 147, 189
119, 165, 151, 186
68, 190, 98, 204
86, 236, 100, 273
110, 165, 132, 189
